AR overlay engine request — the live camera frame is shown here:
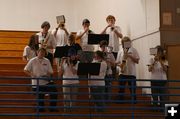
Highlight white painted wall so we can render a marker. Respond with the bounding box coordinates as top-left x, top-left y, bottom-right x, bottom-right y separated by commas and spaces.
0, 0, 160, 81
0, 0, 75, 31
